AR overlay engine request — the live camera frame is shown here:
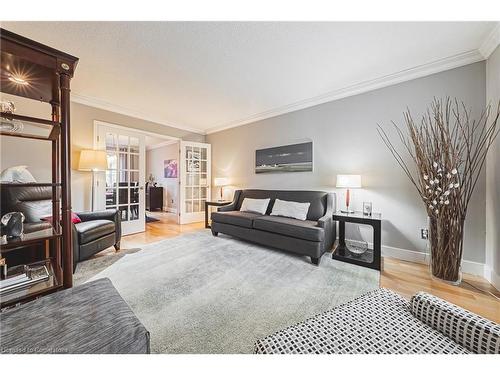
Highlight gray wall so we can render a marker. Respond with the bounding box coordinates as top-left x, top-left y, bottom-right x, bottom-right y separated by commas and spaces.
146, 142, 180, 212
0, 94, 204, 212
486, 45, 500, 280
207, 62, 487, 263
